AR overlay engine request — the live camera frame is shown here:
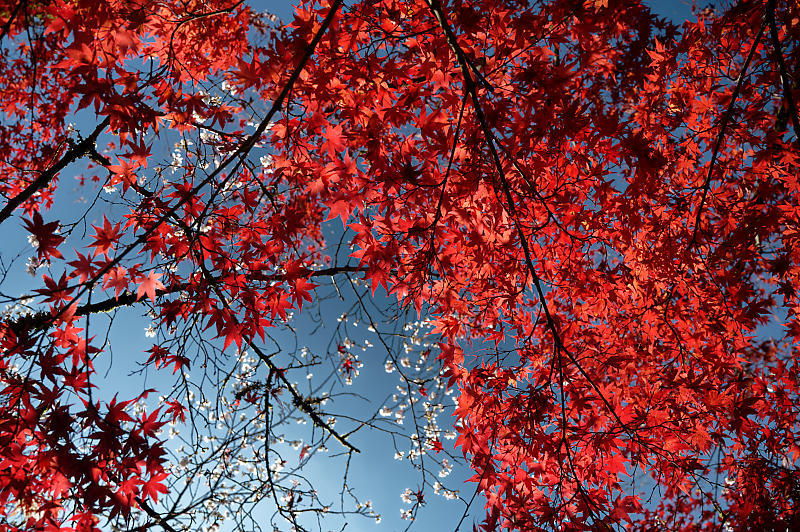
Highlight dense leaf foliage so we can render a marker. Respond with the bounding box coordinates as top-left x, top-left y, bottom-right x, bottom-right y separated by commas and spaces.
0, 0, 799, 530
